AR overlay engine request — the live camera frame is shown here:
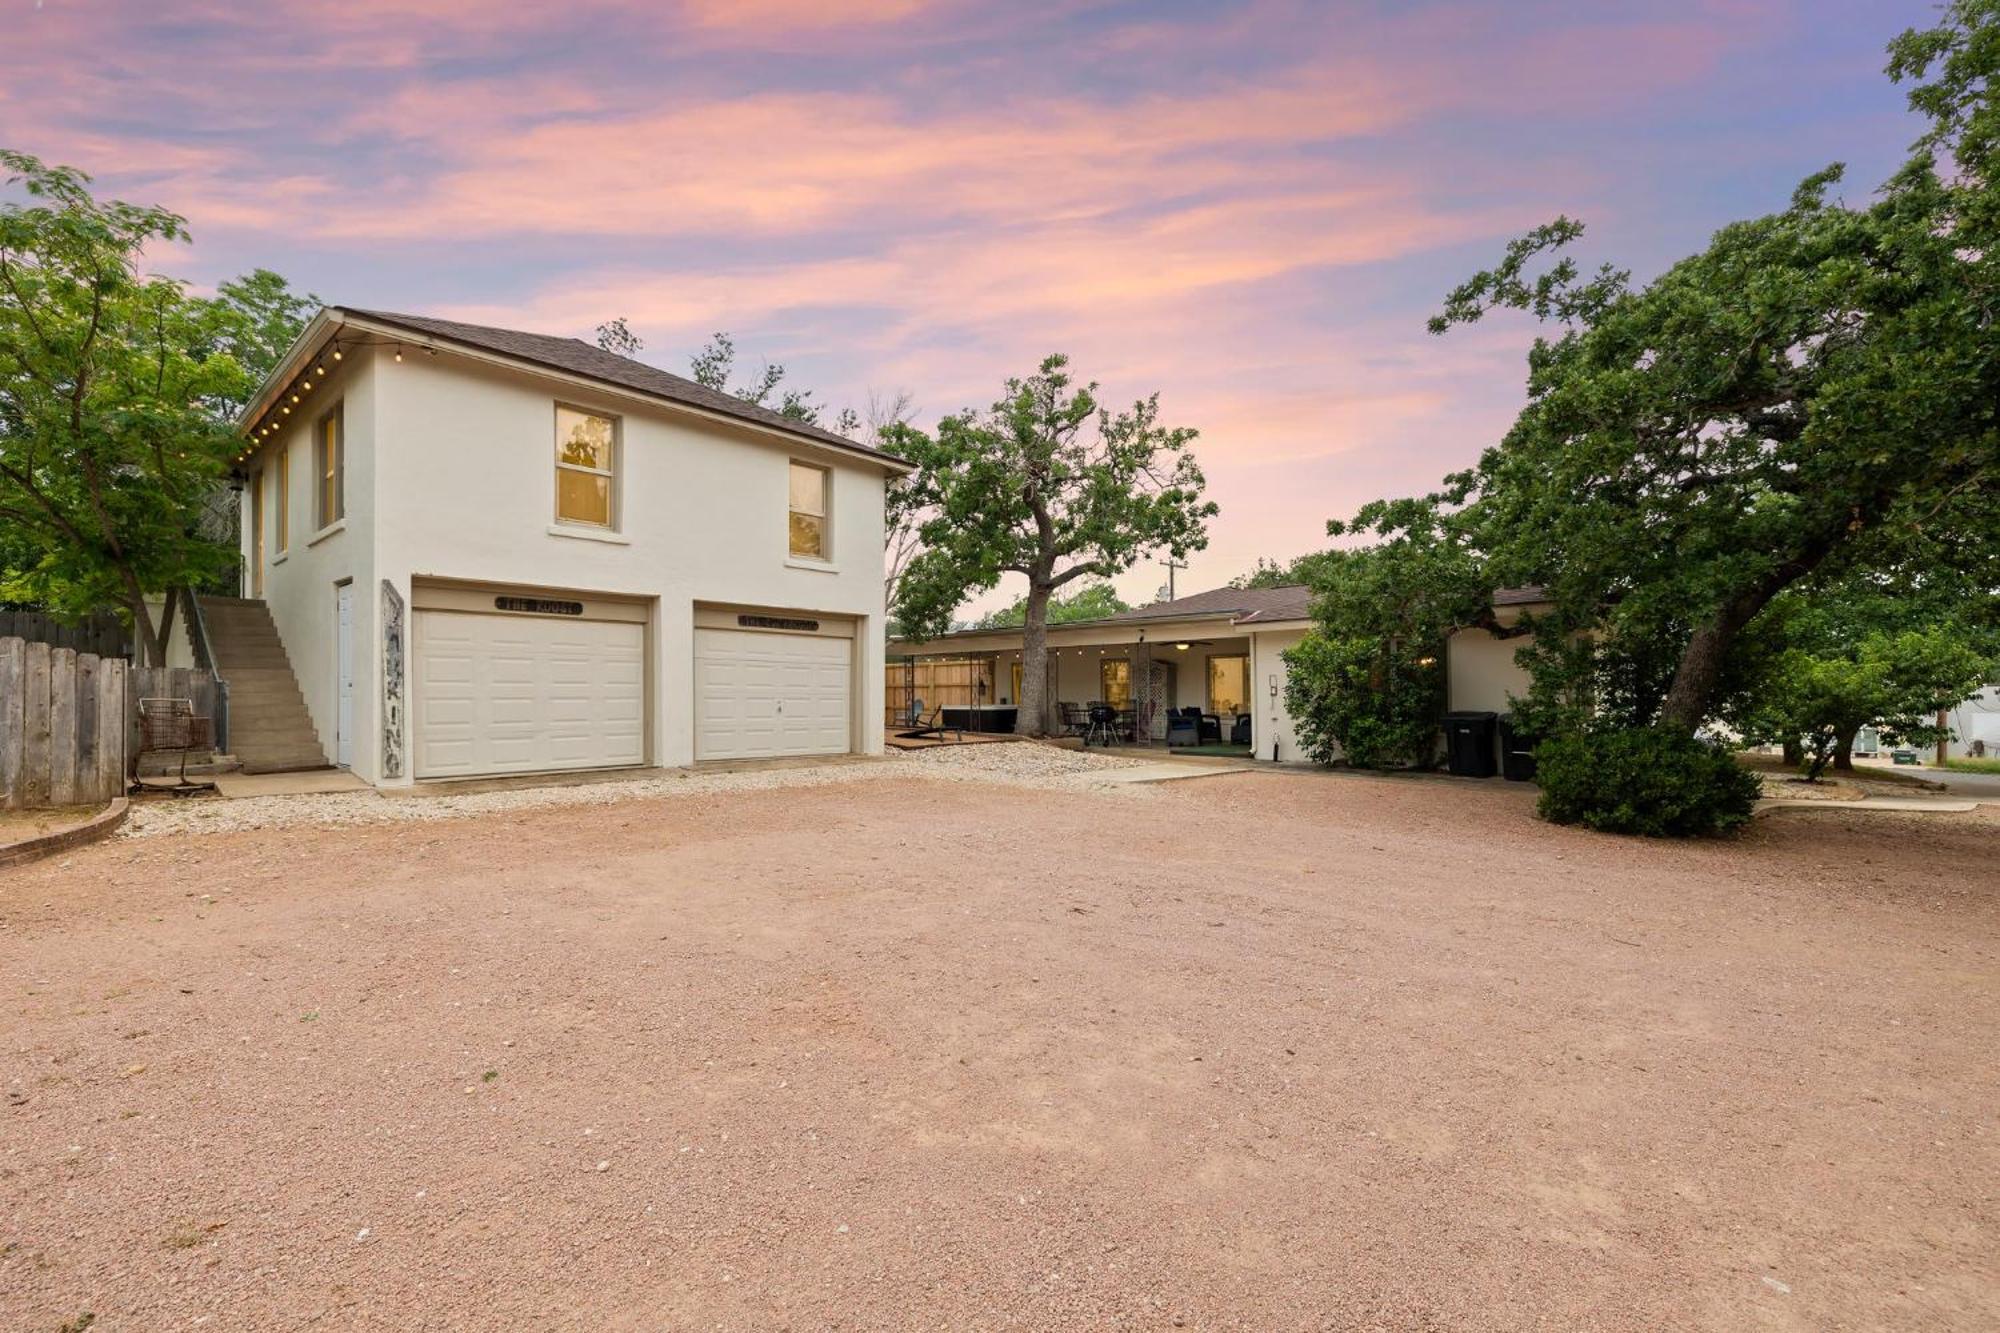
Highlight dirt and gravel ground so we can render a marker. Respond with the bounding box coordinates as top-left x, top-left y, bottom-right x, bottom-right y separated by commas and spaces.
117, 741, 1150, 837
4, 759, 1996, 1330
